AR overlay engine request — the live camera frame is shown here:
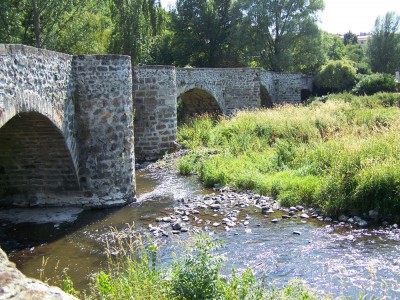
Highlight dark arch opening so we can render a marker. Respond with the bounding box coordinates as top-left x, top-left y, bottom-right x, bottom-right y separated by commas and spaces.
178, 88, 222, 124
260, 85, 273, 108
0, 112, 80, 207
